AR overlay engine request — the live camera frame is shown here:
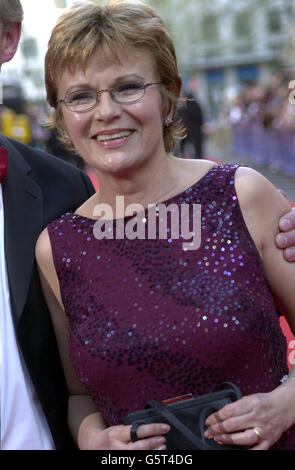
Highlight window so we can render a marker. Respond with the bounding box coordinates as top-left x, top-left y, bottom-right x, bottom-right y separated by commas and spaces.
234, 12, 251, 39
237, 65, 258, 84
21, 38, 38, 58
54, 0, 66, 8
267, 10, 282, 34
202, 14, 218, 43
